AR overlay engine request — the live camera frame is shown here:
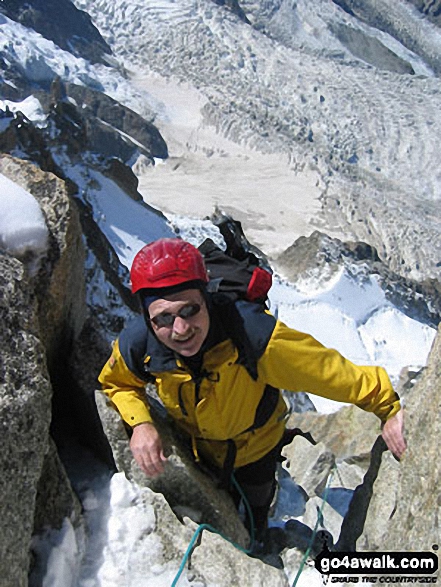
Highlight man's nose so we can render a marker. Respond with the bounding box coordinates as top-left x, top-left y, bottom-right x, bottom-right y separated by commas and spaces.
172, 316, 190, 334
